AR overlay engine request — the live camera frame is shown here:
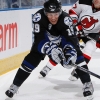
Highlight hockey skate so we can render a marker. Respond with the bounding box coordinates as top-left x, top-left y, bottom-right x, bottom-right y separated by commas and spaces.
38, 65, 51, 78
83, 82, 94, 100
69, 69, 79, 81
5, 84, 19, 98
